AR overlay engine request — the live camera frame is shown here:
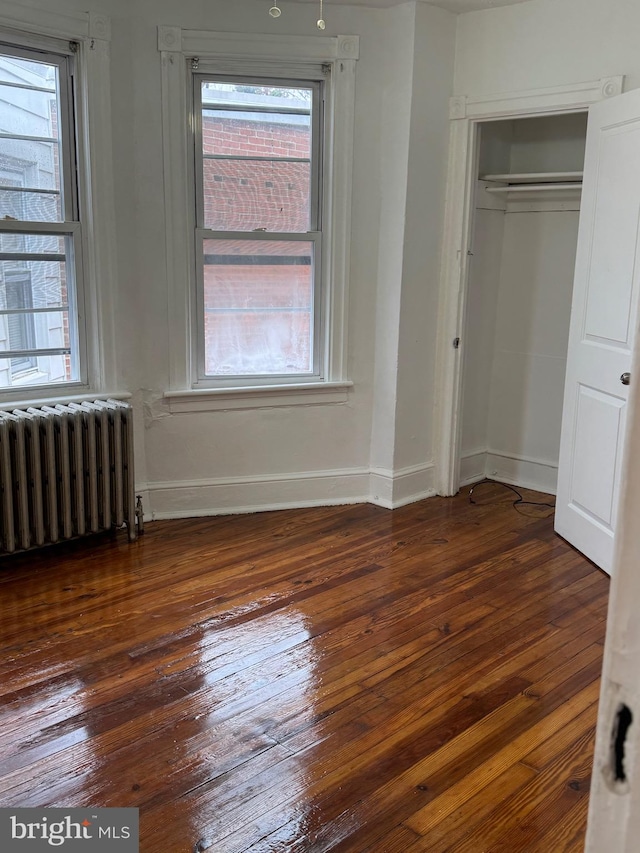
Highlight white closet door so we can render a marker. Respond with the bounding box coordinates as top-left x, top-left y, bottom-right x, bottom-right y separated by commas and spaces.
556, 87, 640, 574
